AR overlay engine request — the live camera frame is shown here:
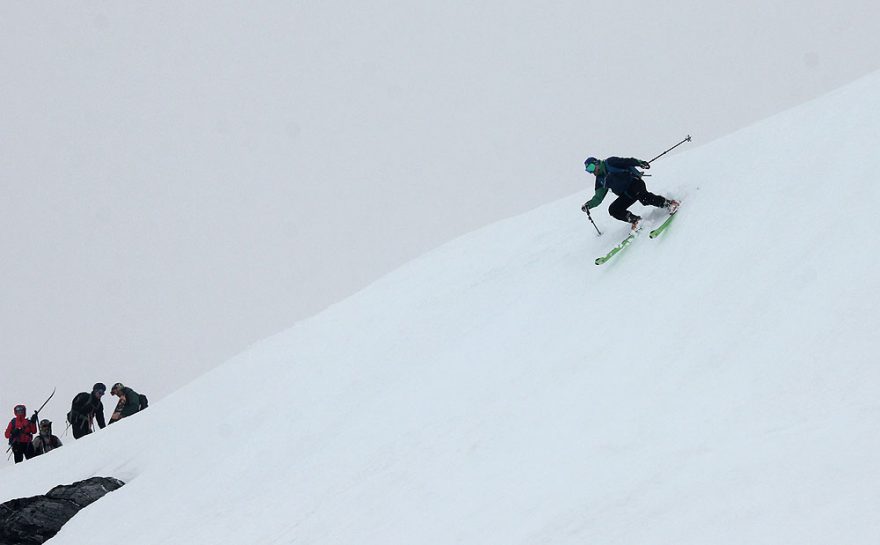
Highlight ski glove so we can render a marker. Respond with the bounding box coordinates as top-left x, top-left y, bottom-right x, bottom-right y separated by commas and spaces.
581, 203, 591, 213
638, 160, 650, 169
29, 413, 38, 424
